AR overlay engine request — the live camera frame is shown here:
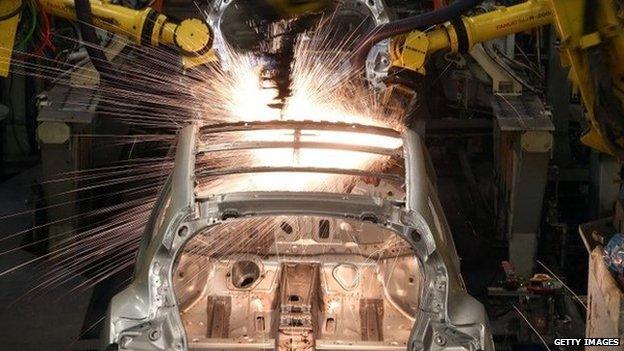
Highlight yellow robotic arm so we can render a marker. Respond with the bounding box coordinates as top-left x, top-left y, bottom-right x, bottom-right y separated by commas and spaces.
0, 0, 214, 76
0, 0, 330, 77
389, 0, 624, 156
0, 1, 24, 77
265, 0, 329, 19
48, 0, 213, 68
393, 0, 554, 73
38, 0, 215, 68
